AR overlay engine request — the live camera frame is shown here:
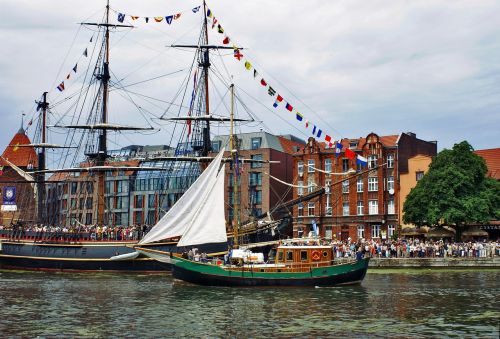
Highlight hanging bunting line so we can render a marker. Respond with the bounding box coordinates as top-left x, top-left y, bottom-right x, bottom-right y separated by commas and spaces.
114, 5, 201, 25
206, 8, 343, 151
